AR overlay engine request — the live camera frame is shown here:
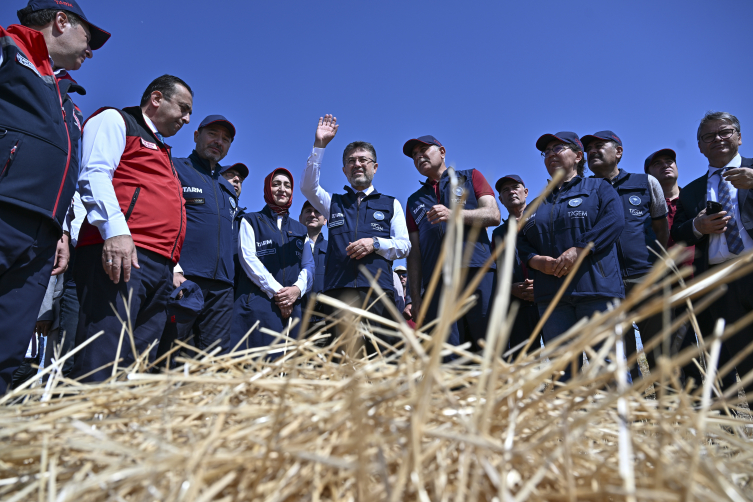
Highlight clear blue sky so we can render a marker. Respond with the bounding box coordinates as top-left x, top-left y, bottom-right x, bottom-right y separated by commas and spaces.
4, 1, 752, 266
